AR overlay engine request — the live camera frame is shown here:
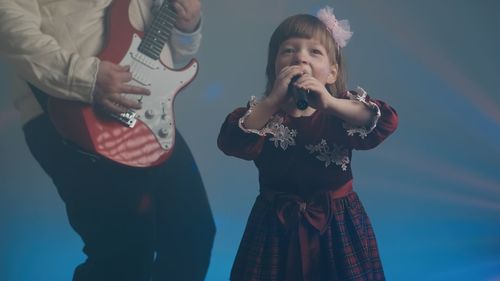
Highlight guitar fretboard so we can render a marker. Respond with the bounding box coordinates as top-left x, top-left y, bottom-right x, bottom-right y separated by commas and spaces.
138, 1, 177, 60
